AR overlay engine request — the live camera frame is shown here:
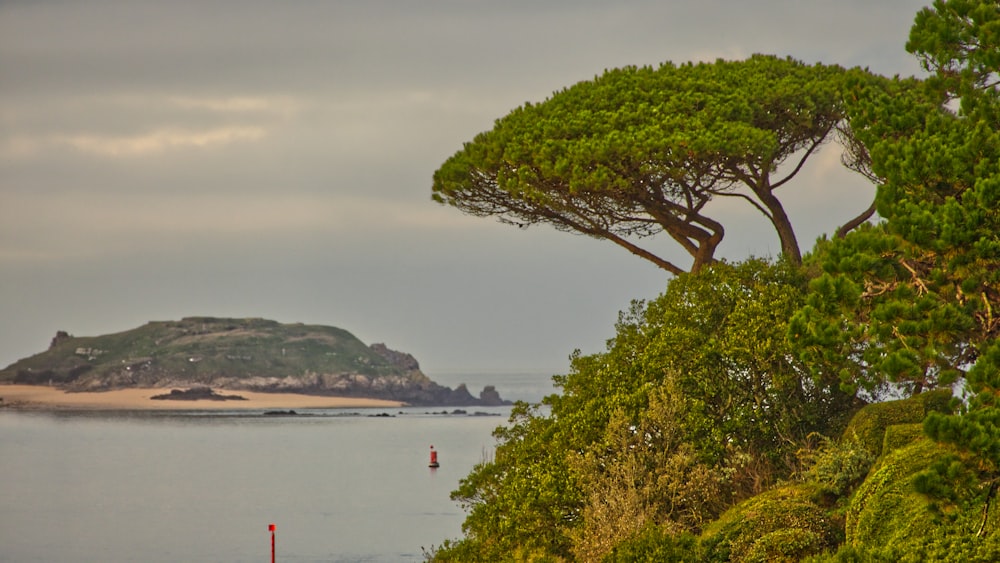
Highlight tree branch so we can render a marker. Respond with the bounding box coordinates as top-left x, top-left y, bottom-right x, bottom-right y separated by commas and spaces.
835, 200, 878, 239
771, 124, 834, 191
